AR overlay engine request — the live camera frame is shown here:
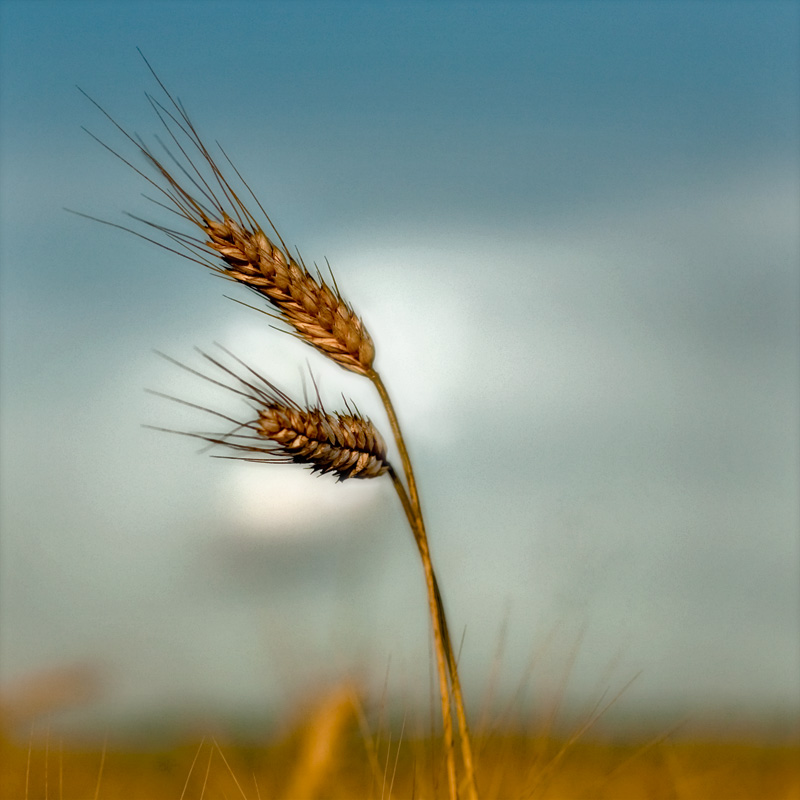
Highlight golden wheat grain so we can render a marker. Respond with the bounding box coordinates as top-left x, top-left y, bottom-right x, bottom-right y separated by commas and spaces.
204, 215, 375, 375
79, 71, 374, 376
153, 348, 389, 481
